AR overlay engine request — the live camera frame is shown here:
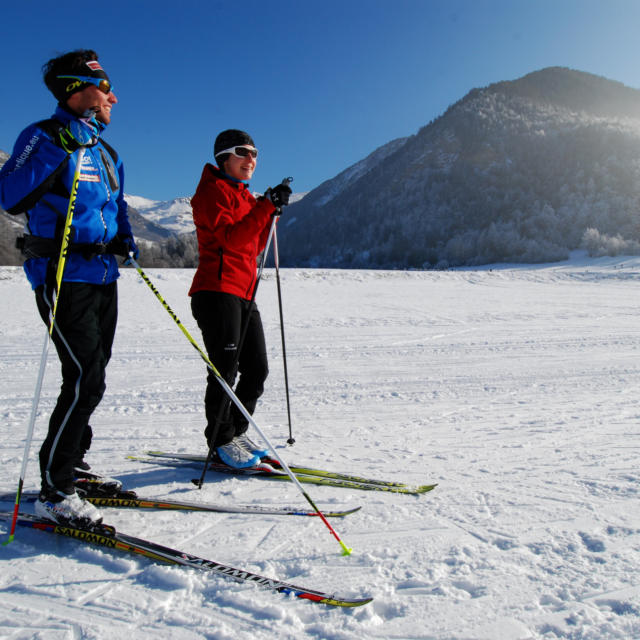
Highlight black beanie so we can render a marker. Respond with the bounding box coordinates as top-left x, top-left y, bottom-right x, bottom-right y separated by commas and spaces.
214, 129, 255, 168
43, 49, 111, 104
